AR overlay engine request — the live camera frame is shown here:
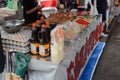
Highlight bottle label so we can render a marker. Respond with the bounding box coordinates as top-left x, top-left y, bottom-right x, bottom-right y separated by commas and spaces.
39, 44, 50, 57
30, 43, 39, 54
